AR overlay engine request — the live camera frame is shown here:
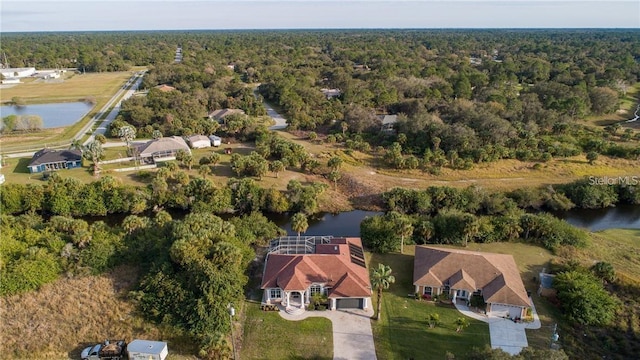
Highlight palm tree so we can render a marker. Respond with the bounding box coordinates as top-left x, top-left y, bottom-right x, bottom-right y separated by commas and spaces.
198, 165, 212, 179
371, 263, 395, 320
69, 139, 83, 151
83, 140, 104, 177
291, 212, 308, 239
455, 317, 470, 333
328, 170, 341, 190
118, 125, 137, 156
